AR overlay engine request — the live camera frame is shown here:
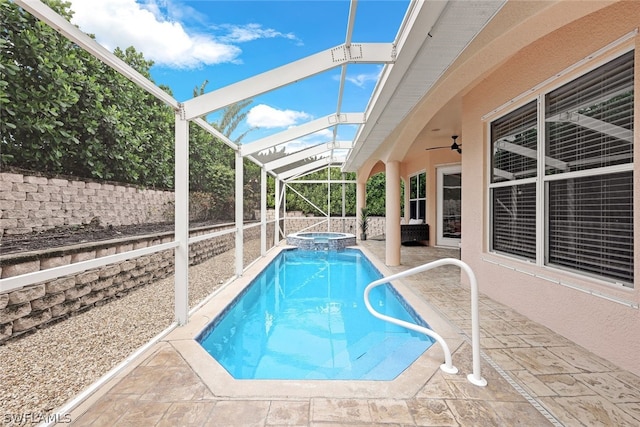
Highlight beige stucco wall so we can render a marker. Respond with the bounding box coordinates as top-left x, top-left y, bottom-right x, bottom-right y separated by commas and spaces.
459, 2, 640, 375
